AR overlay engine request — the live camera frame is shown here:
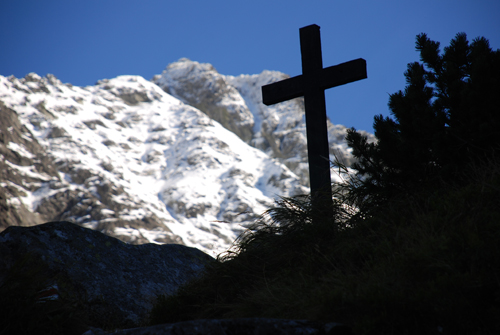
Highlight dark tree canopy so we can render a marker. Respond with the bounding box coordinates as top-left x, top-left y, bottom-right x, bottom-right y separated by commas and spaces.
346, 33, 500, 206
